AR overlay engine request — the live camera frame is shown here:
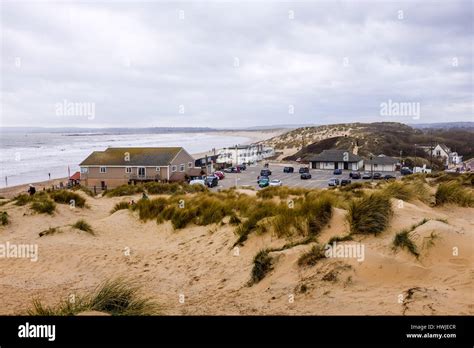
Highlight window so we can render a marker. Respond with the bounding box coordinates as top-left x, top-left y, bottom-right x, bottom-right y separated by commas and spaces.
188, 162, 193, 168
125, 167, 132, 174
100, 166, 107, 173
172, 165, 177, 172
179, 164, 185, 172
156, 167, 161, 172
80, 167, 88, 174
